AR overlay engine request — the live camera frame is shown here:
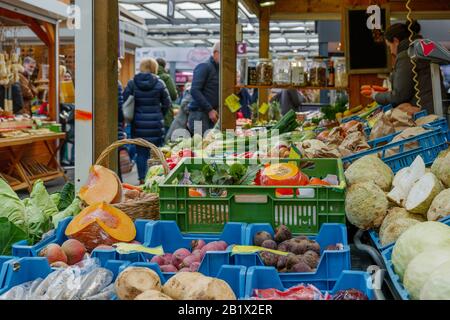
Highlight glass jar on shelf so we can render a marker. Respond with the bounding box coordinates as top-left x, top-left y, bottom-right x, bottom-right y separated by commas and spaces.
256, 58, 273, 86
291, 57, 308, 87
273, 57, 291, 85
309, 58, 327, 87
335, 58, 348, 88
